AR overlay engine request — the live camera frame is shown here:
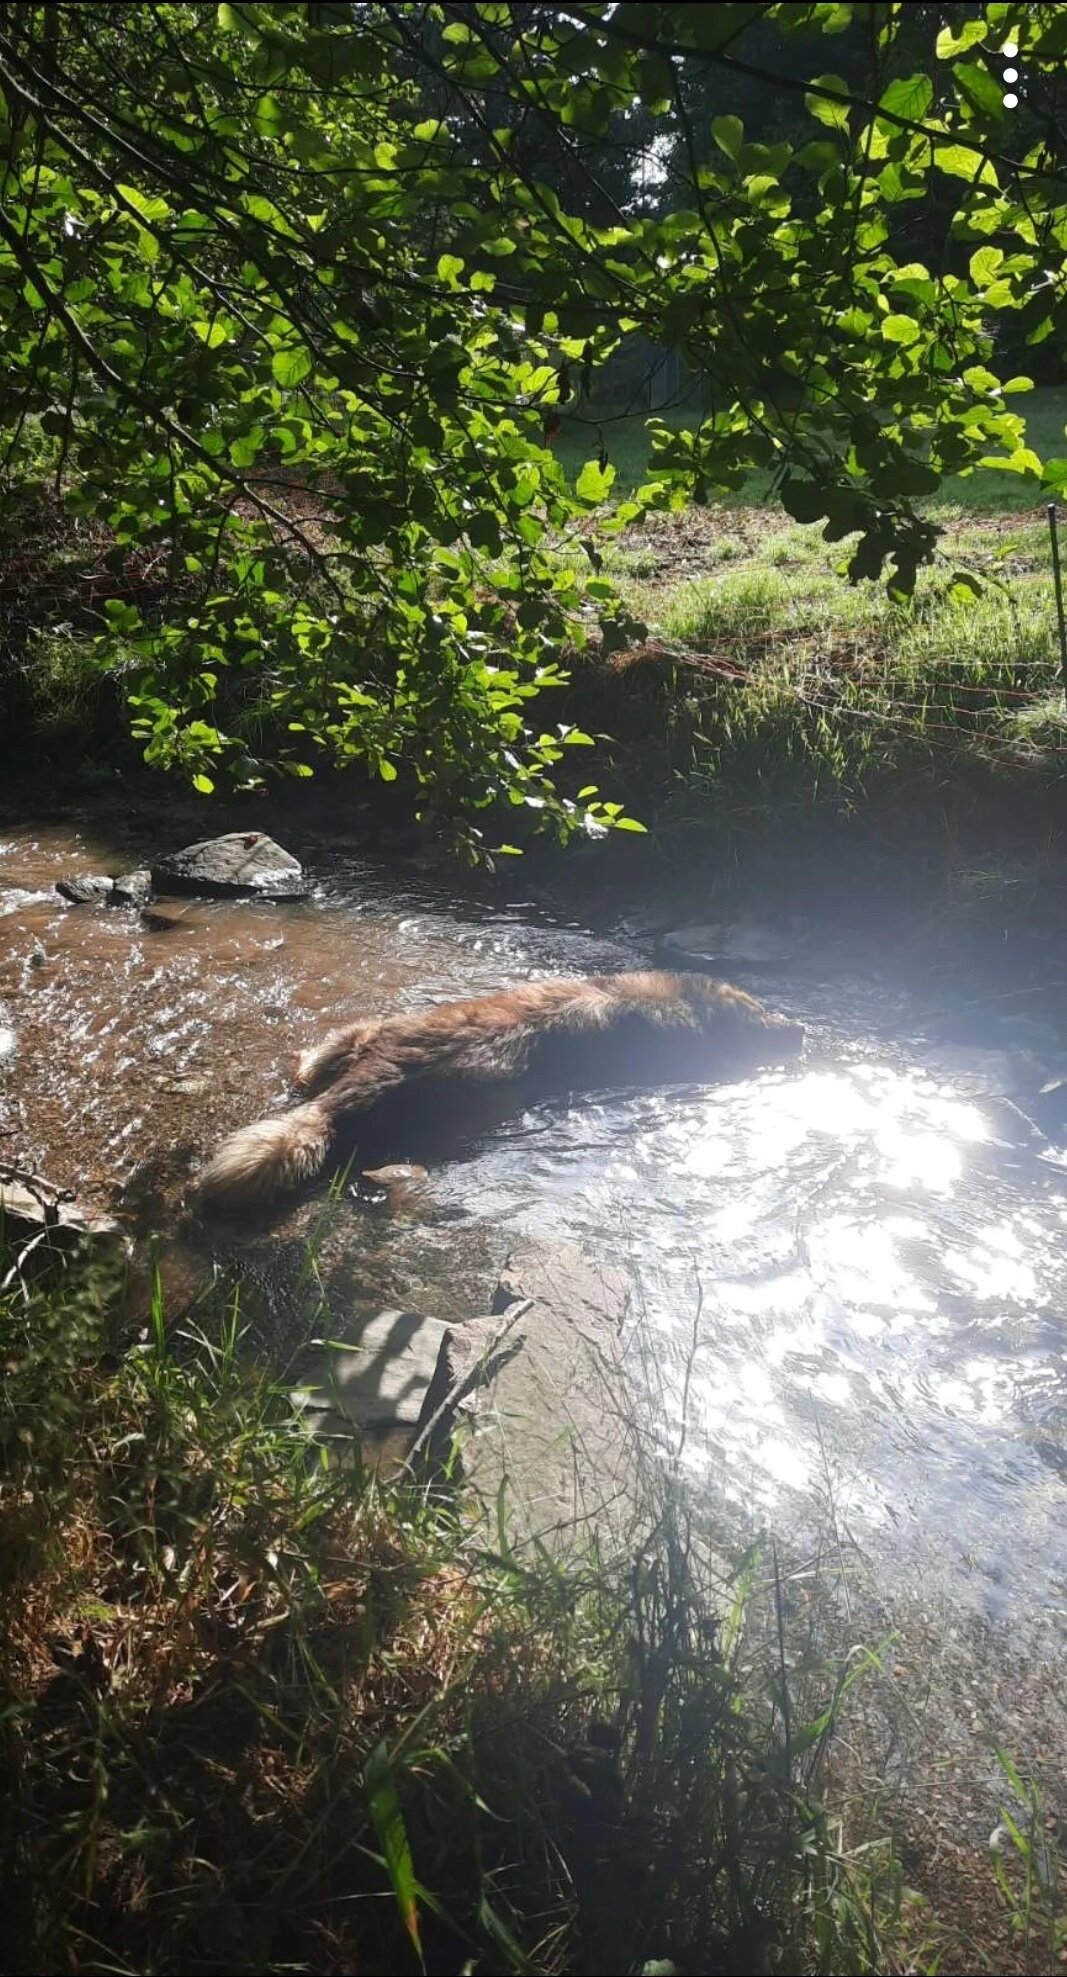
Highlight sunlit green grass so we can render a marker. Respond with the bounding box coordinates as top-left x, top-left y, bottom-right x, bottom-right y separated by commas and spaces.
558, 384, 1067, 513
566, 486, 1067, 835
